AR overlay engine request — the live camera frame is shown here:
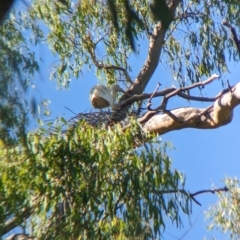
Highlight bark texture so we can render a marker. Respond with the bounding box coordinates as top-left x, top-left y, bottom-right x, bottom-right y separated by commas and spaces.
141, 82, 240, 135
